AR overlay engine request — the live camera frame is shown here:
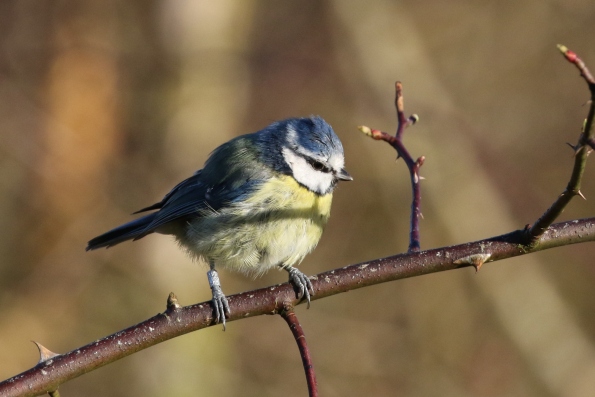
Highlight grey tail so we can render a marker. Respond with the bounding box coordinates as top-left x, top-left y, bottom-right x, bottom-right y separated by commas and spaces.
86, 213, 157, 251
